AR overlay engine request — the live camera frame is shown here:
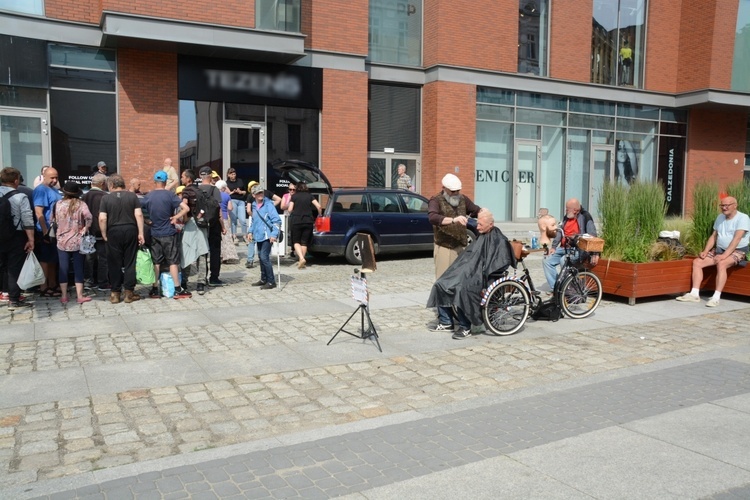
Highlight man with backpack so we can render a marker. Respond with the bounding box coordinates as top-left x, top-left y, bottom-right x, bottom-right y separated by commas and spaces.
197, 166, 226, 290
0, 167, 36, 310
